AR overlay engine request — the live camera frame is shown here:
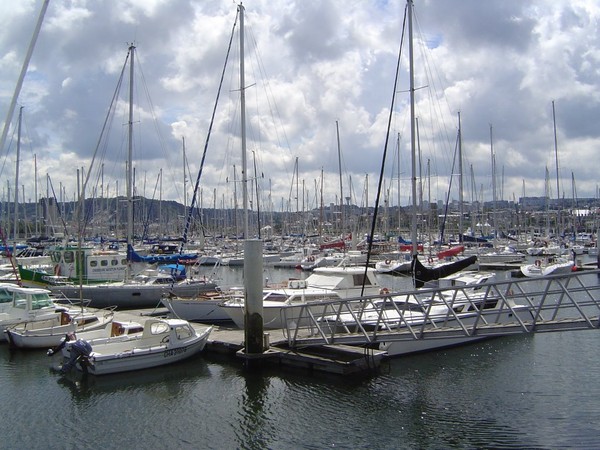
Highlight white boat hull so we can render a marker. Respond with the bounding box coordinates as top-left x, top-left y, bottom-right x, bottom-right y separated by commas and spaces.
221, 301, 331, 330
5, 312, 114, 349
519, 260, 574, 277
88, 333, 210, 375
379, 334, 488, 356
63, 319, 212, 375
161, 297, 231, 323
379, 308, 533, 356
